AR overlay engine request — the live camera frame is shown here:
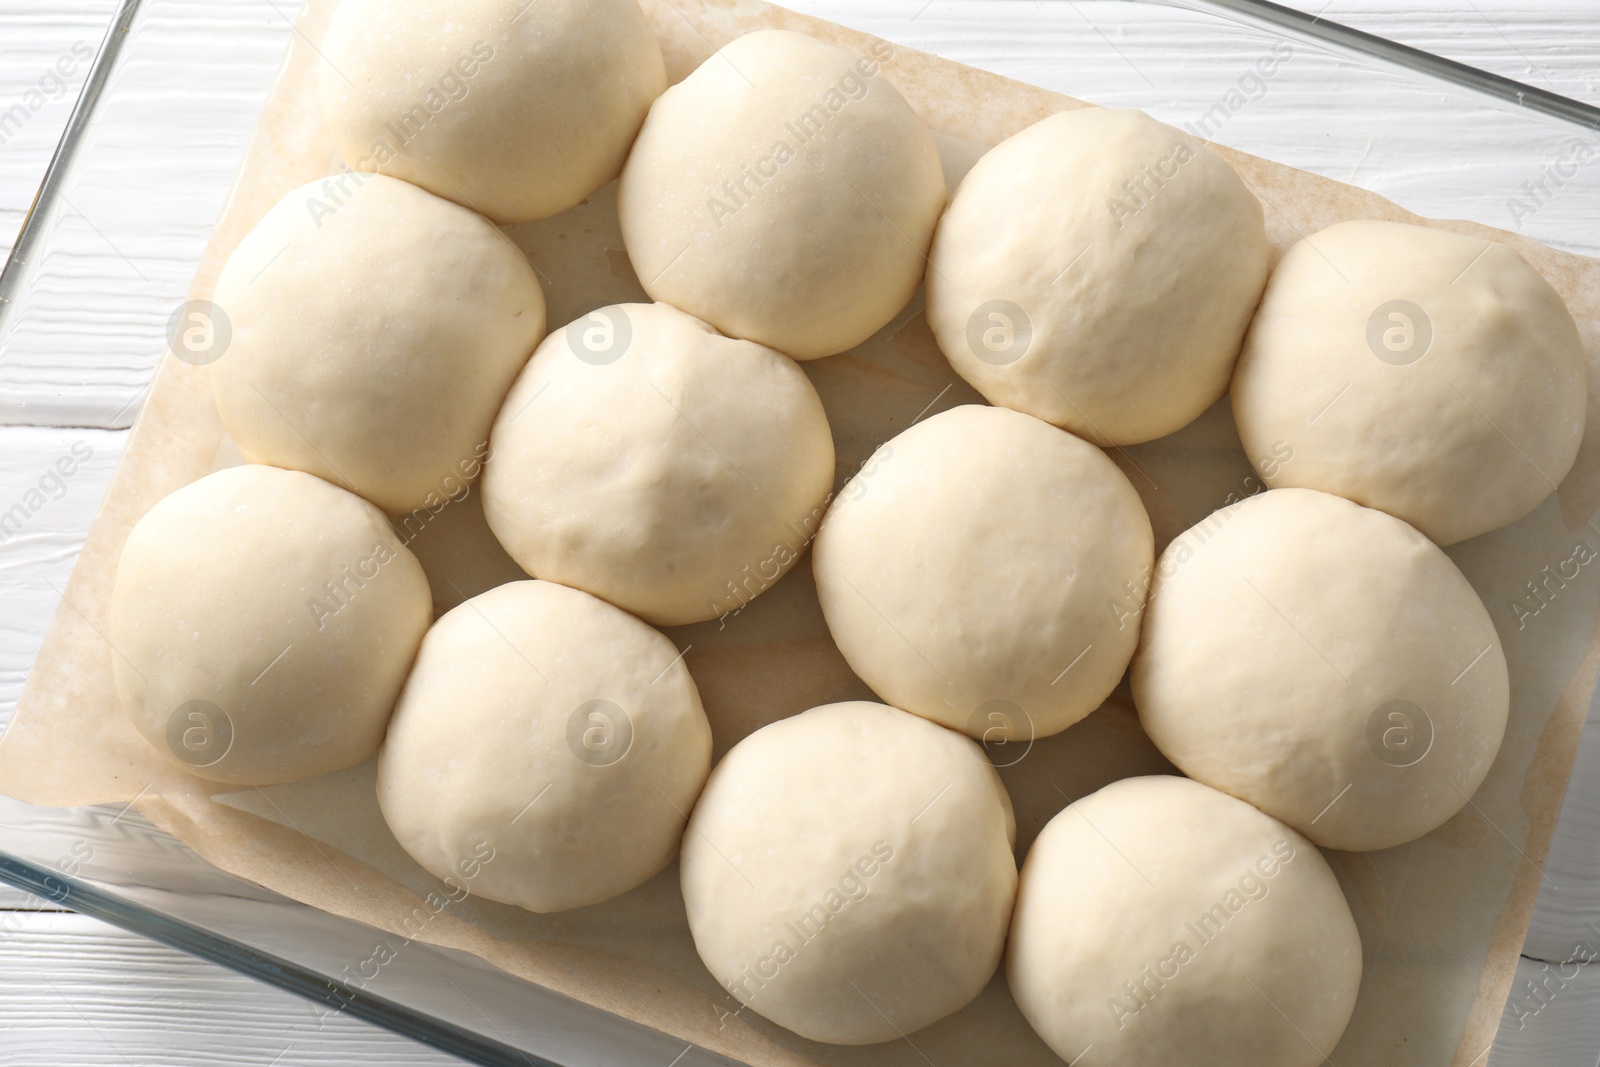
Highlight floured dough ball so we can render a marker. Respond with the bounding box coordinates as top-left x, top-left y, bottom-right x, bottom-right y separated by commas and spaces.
482, 302, 835, 626
682, 701, 1016, 1044
210, 174, 544, 515
1009, 776, 1361, 1067
618, 29, 946, 360
320, 0, 666, 223
1131, 488, 1509, 851
812, 405, 1153, 741
109, 465, 432, 785
927, 108, 1270, 445
1232, 219, 1585, 544
377, 580, 711, 913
